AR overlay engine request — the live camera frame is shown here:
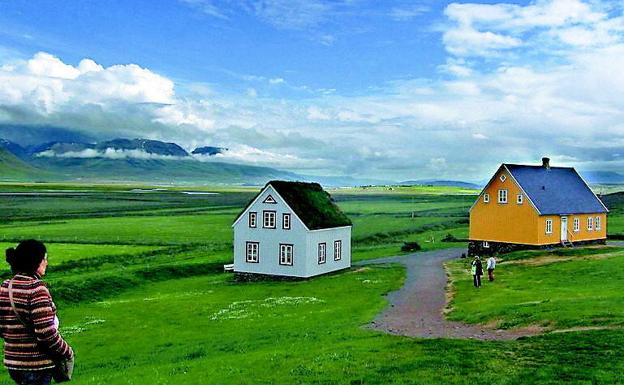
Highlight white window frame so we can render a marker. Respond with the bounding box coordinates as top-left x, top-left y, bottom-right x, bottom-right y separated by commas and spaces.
282, 213, 291, 230
334, 240, 342, 261
500, 174, 507, 182
249, 212, 257, 228
573, 218, 580, 232
498, 189, 508, 204
517, 194, 523, 204
263, 210, 276, 229
587, 217, 593, 231
318, 243, 326, 264
246, 241, 259, 263
483, 193, 490, 203
279, 244, 293, 266
545, 219, 553, 234
595, 216, 601, 231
